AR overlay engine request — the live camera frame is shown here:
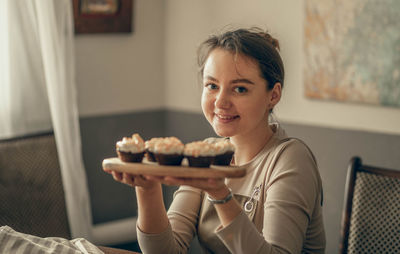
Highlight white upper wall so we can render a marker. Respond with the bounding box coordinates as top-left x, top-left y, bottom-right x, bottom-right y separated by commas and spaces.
163, 0, 400, 135
75, 0, 165, 117
75, 0, 400, 135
